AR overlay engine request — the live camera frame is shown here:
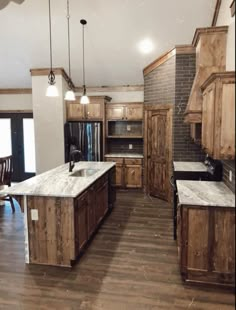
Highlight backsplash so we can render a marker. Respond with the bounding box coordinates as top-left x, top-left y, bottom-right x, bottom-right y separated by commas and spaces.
222, 160, 235, 193
107, 138, 143, 154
